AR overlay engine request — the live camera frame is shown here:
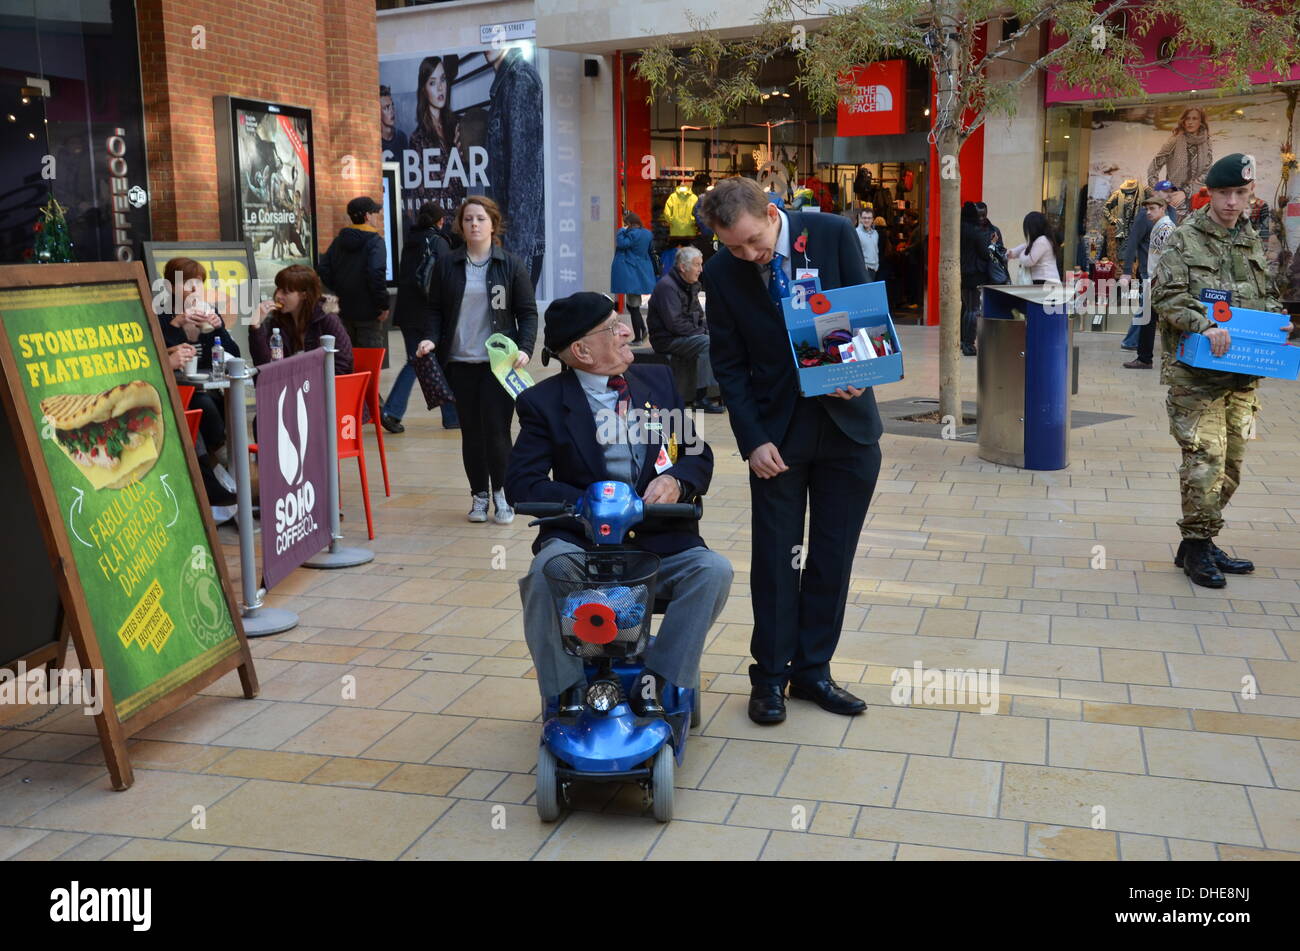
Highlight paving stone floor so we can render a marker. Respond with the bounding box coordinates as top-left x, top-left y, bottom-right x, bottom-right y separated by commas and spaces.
2, 324, 1297, 861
